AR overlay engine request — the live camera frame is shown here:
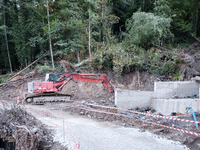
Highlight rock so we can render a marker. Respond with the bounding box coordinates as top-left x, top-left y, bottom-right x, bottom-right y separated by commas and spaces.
153, 129, 164, 134
139, 129, 146, 132
181, 136, 187, 143
98, 115, 104, 119
135, 107, 140, 111
31, 128, 38, 134
118, 84, 124, 88
183, 54, 195, 66
79, 112, 85, 115
145, 106, 150, 111
187, 137, 195, 144
191, 76, 200, 81
141, 107, 146, 112
101, 100, 106, 103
